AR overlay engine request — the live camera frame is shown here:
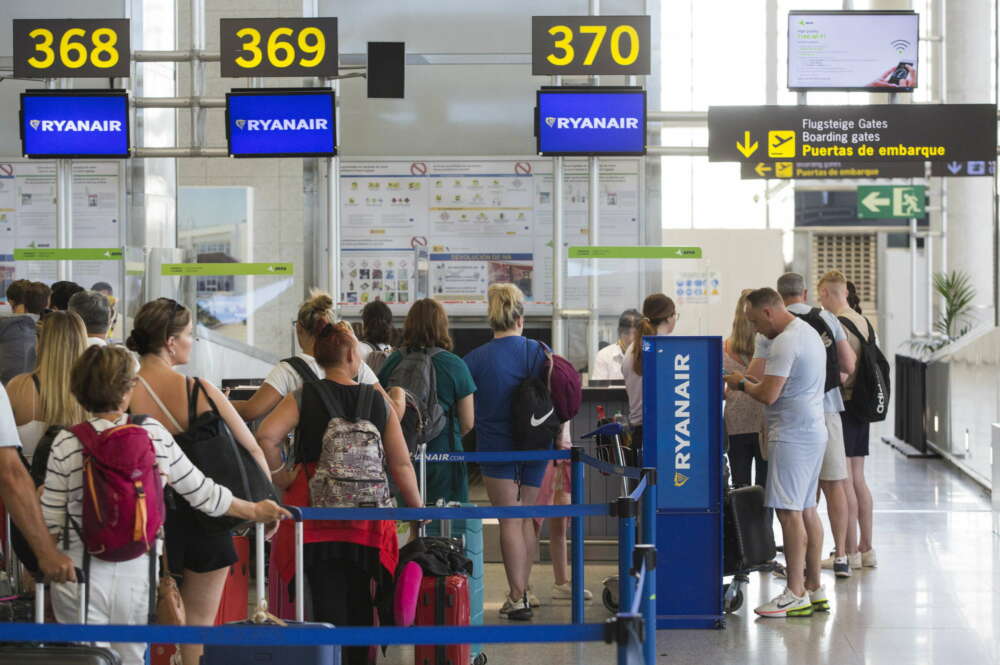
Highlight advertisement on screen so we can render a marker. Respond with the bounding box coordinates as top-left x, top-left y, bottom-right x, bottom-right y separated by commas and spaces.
536, 88, 646, 156
20, 92, 130, 158
788, 11, 919, 91
226, 90, 336, 157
